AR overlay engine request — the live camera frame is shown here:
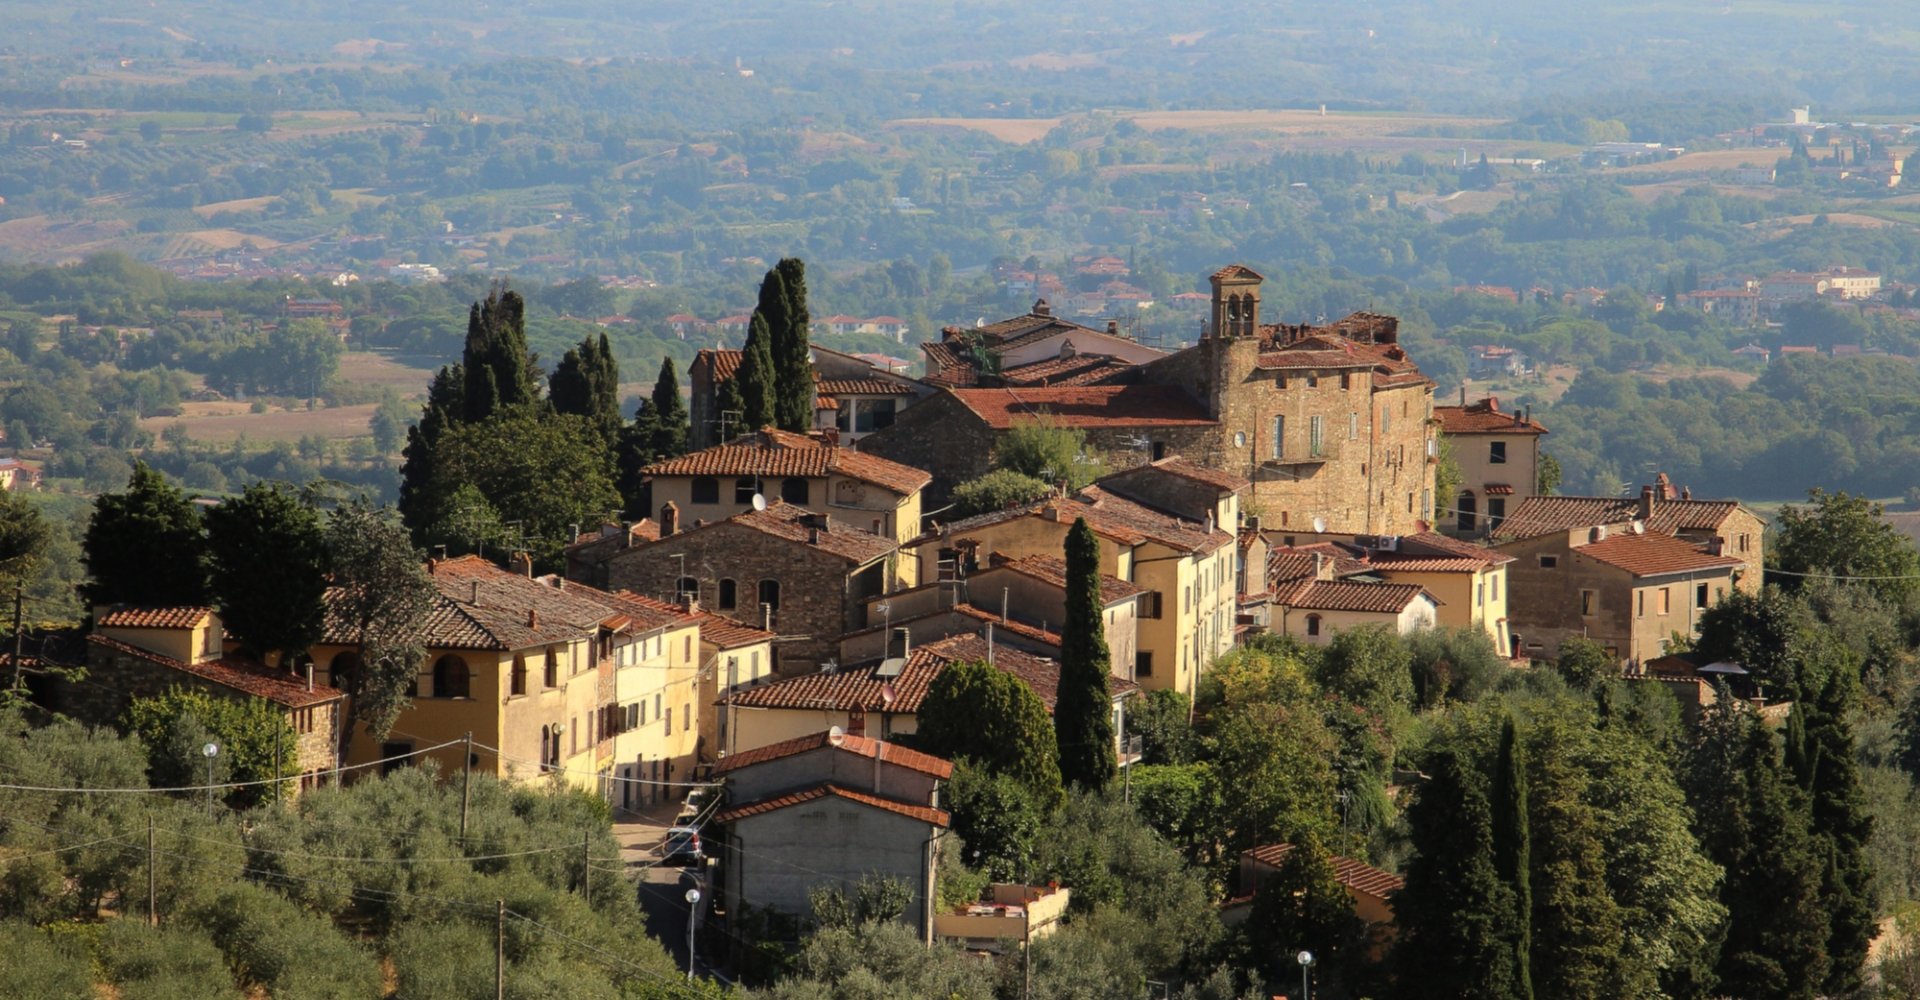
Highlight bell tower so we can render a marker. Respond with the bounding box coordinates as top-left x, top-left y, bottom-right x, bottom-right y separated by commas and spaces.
1209, 264, 1264, 339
